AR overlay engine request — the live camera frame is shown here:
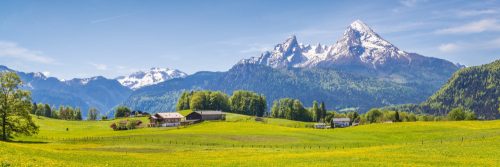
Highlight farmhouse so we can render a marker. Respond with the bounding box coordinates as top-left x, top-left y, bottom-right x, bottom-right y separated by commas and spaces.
186, 111, 226, 121
331, 118, 351, 128
149, 112, 184, 127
